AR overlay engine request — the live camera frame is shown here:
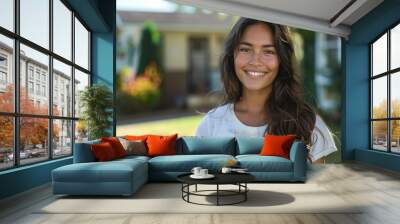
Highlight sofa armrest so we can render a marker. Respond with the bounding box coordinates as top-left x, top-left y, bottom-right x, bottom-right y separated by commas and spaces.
73, 140, 100, 163
289, 141, 307, 181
